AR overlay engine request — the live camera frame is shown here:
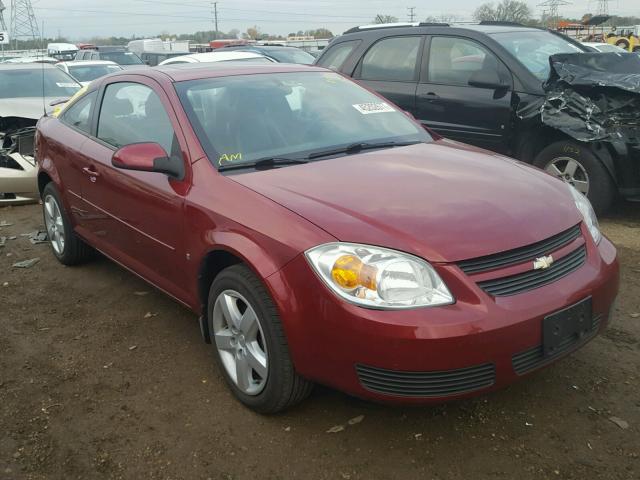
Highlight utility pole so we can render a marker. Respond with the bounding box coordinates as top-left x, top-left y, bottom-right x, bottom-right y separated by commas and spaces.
212, 1, 218, 39
10, 0, 40, 49
407, 6, 416, 22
